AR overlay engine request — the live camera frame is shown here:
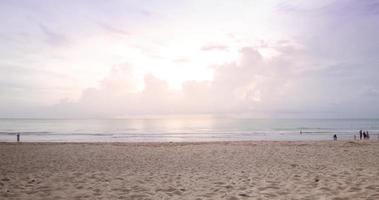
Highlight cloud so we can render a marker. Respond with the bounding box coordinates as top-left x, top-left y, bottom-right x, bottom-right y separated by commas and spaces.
97, 22, 130, 36
48, 42, 309, 117
173, 58, 190, 63
363, 87, 379, 97
39, 24, 68, 46
201, 44, 228, 51
323, 0, 379, 16
41, 28, 379, 119
5, 38, 379, 118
